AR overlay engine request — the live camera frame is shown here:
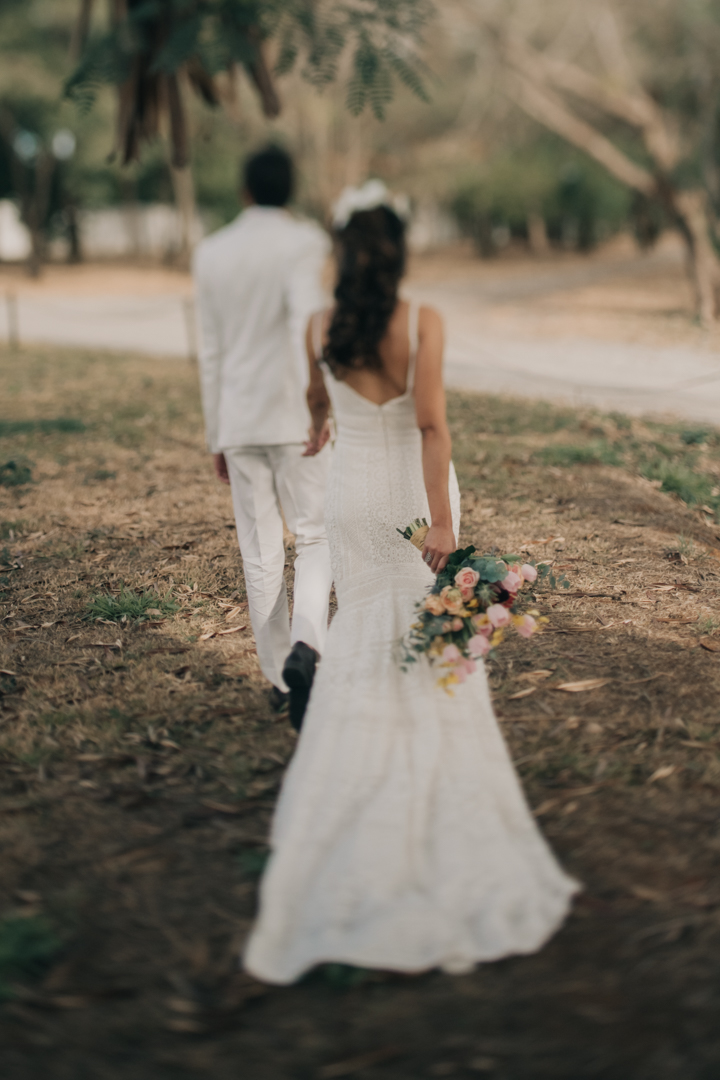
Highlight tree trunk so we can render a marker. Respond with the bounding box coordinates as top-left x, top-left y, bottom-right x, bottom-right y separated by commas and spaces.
25, 152, 55, 279
671, 189, 720, 327
169, 162, 198, 268
527, 211, 550, 254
